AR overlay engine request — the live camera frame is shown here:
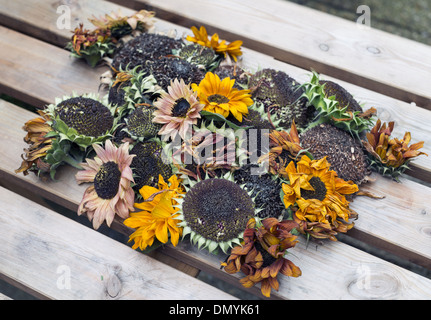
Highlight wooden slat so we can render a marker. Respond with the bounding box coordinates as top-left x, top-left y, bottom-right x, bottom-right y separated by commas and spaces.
0, 27, 107, 108
161, 240, 431, 300
0, 186, 235, 300
0, 293, 12, 300
117, 0, 431, 110
2, 99, 431, 299
0, 0, 177, 47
